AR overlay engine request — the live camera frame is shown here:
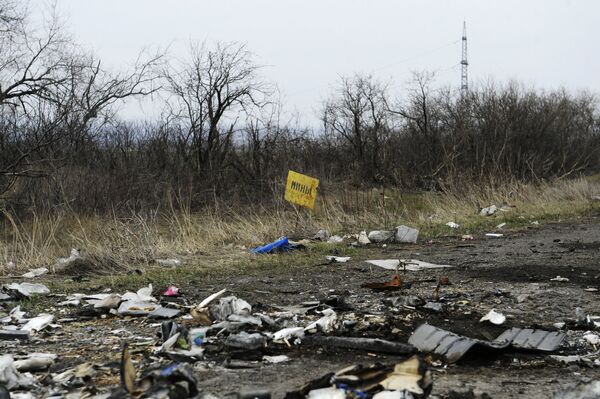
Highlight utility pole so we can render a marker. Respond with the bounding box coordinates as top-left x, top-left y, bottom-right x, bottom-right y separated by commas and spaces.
461, 21, 468, 94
